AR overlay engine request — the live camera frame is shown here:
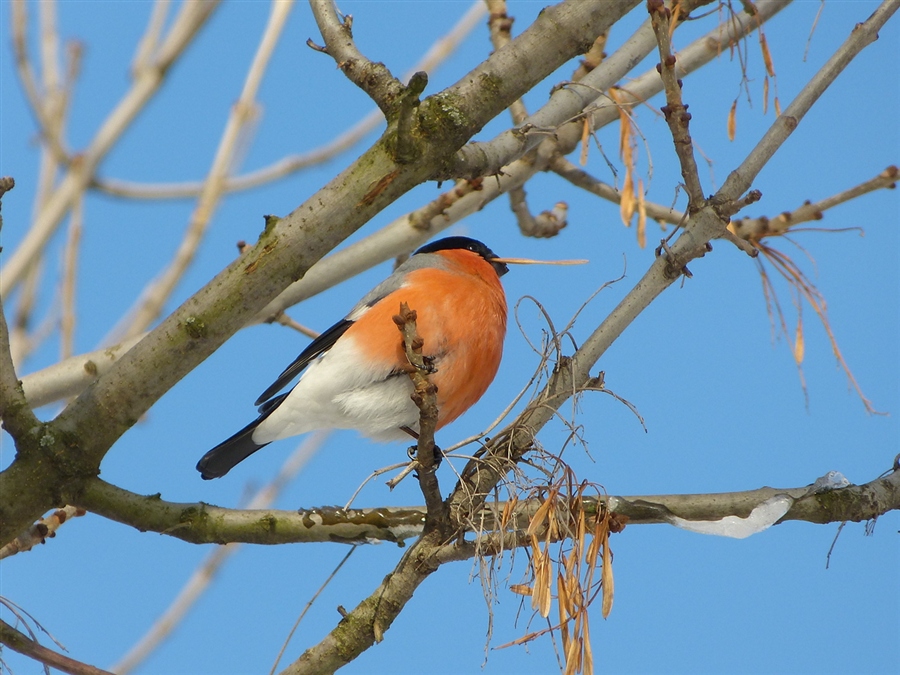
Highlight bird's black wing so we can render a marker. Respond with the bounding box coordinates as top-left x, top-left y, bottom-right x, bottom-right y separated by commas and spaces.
196, 393, 289, 479
253, 318, 353, 406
